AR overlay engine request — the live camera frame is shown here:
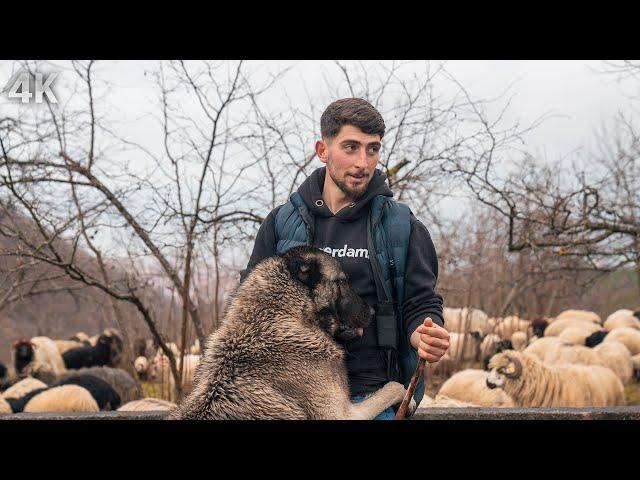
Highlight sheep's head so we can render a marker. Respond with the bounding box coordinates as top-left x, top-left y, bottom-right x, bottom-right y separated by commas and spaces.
531, 317, 549, 337
496, 339, 513, 353
486, 351, 522, 389
469, 330, 482, 341
134, 356, 149, 381
585, 330, 608, 348
12, 339, 36, 376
